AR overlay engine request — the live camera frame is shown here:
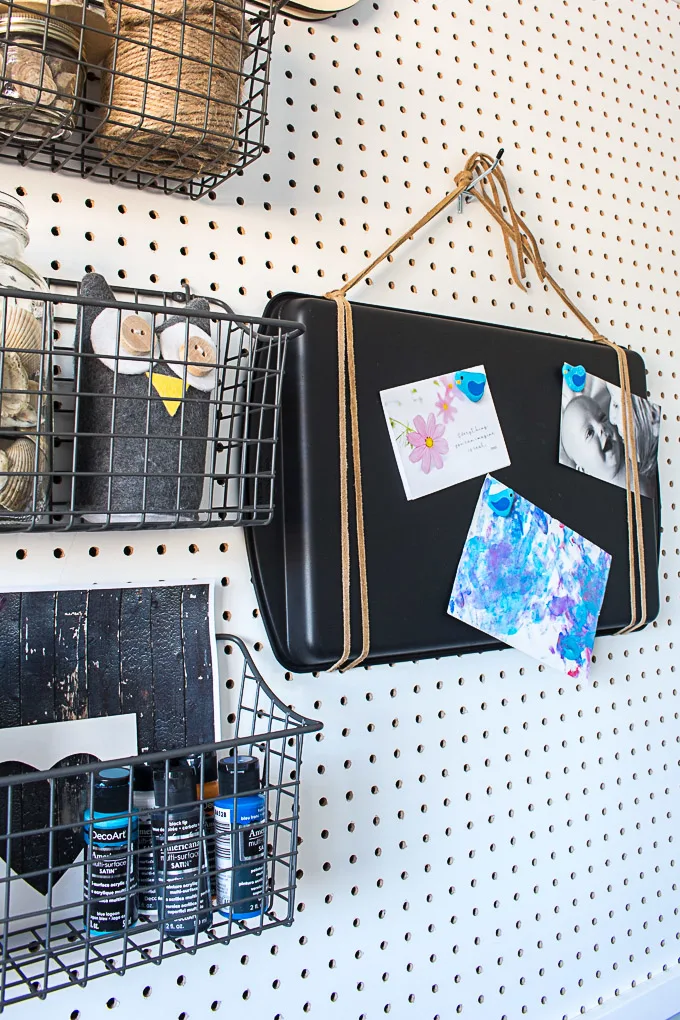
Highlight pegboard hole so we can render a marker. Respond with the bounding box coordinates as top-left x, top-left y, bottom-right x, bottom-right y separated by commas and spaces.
88, 547, 99, 557
106, 1000, 118, 1010
142, 986, 152, 997
15, 549, 26, 560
